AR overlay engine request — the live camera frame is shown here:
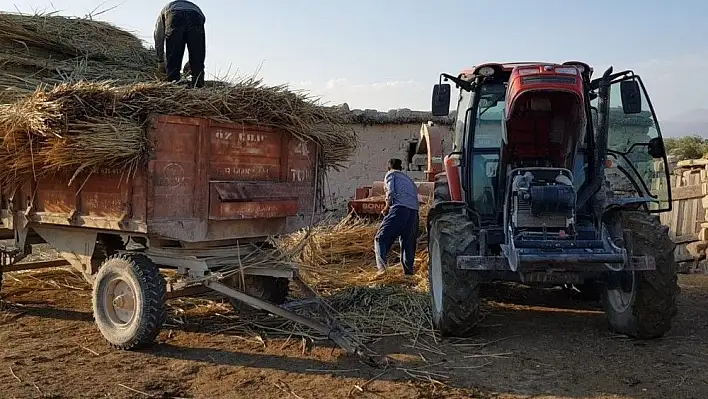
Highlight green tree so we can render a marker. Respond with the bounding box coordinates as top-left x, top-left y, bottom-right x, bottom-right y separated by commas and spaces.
664, 135, 708, 160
